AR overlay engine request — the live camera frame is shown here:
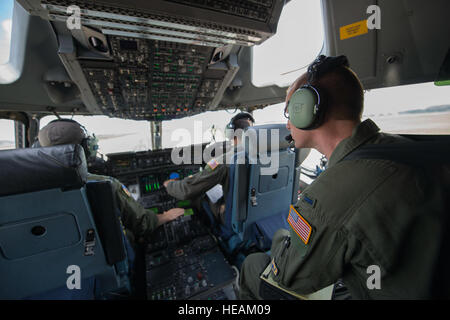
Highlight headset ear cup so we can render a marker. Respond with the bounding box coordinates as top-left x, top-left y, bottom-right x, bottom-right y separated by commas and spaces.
83, 135, 99, 160
80, 138, 90, 159
288, 86, 319, 130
